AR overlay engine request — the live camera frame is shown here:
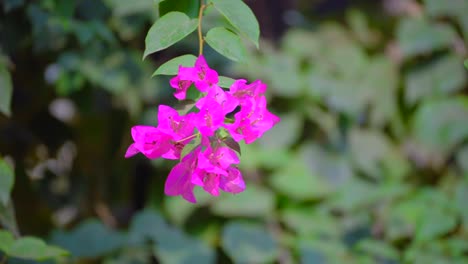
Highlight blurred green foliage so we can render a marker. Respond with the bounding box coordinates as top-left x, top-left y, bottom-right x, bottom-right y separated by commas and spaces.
1, 0, 468, 263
